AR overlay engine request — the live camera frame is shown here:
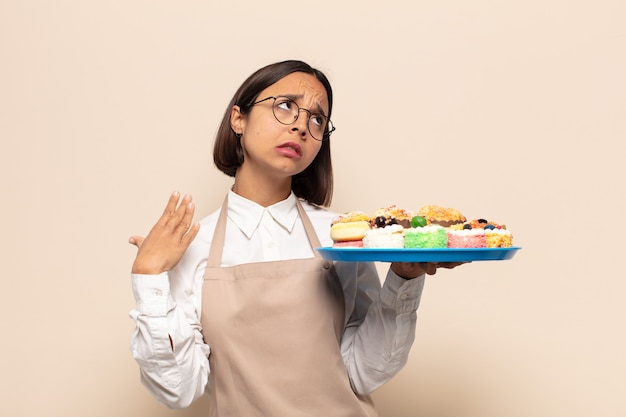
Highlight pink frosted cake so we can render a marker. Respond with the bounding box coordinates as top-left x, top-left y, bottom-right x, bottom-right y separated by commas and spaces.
446, 228, 487, 248
460, 218, 514, 248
